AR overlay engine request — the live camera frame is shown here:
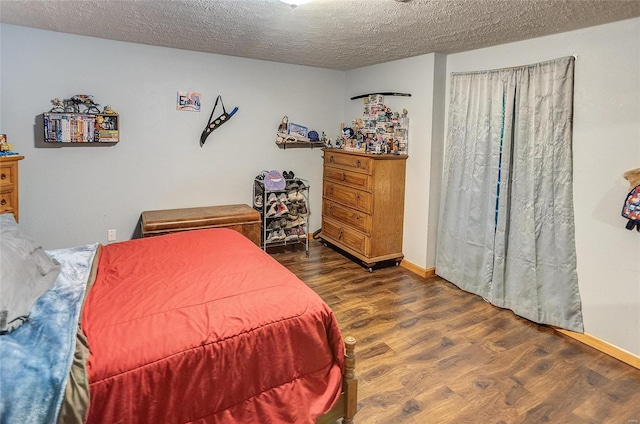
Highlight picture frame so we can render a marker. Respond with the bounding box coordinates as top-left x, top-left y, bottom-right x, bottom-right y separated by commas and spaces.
288, 123, 308, 138
176, 91, 201, 112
